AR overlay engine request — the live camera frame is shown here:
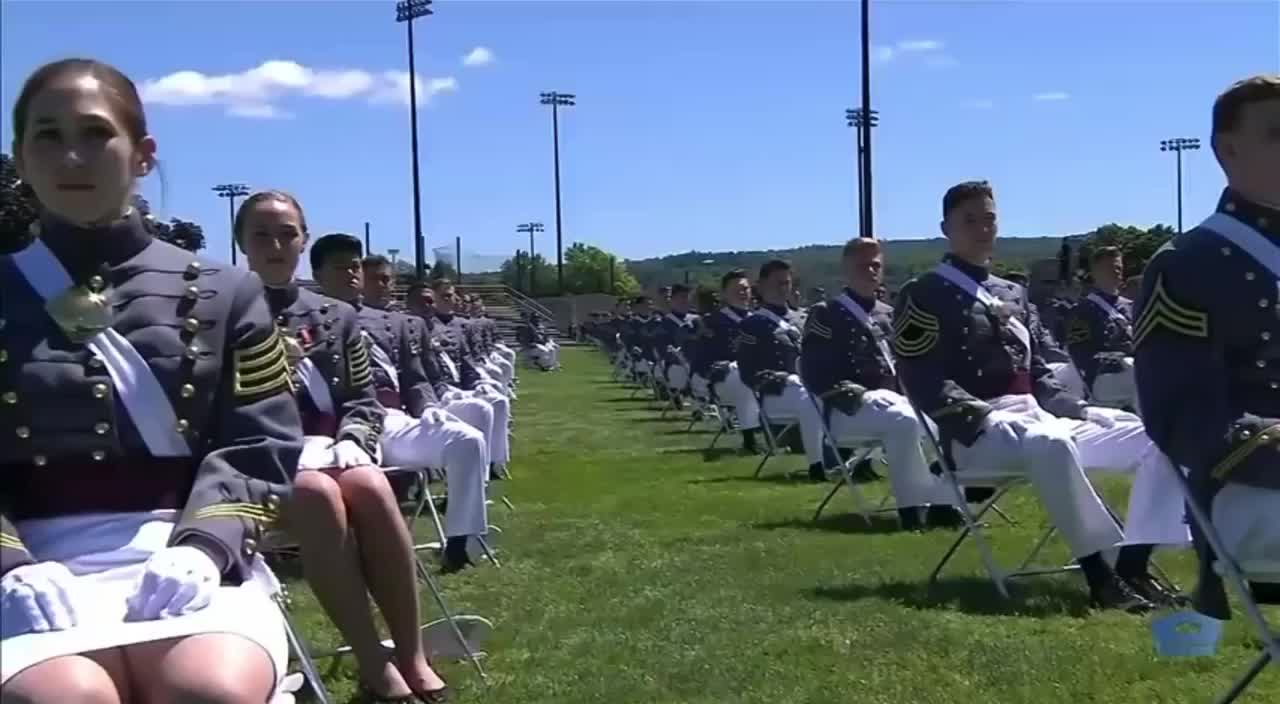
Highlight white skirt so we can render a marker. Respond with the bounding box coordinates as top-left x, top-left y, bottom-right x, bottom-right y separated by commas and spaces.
1, 510, 288, 688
